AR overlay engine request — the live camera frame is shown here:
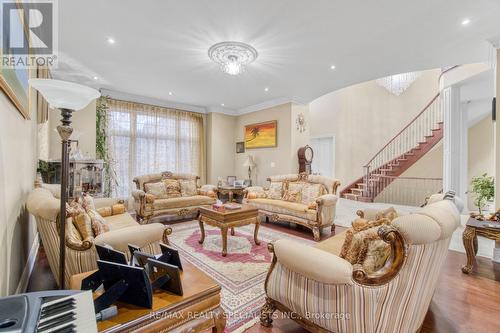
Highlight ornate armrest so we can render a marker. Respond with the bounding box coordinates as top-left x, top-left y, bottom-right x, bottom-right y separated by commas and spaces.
316, 194, 338, 207
64, 217, 93, 251
131, 189, 146, 201
94, 223, 168, 254
272, 239, 353, 284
